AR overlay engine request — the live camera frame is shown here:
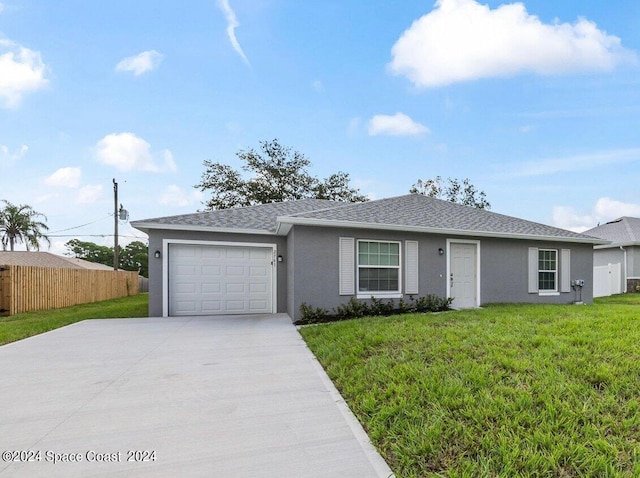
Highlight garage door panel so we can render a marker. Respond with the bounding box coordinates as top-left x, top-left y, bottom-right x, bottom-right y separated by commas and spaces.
201, 283, 221, 293
250, 300, 268, 309
174, 265, 197, 275
169, 244, 274, 316
201, 301, 222, 313
175, 283, 197, 294
249, 249, 270, 259
201, 265, 221, 276
249, 283, 267, 293
173, 300, 197, 314
250, 266, 268, 277
202, 248, 222, 259
226, 283, 246, 294
225, 300, 246, 311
